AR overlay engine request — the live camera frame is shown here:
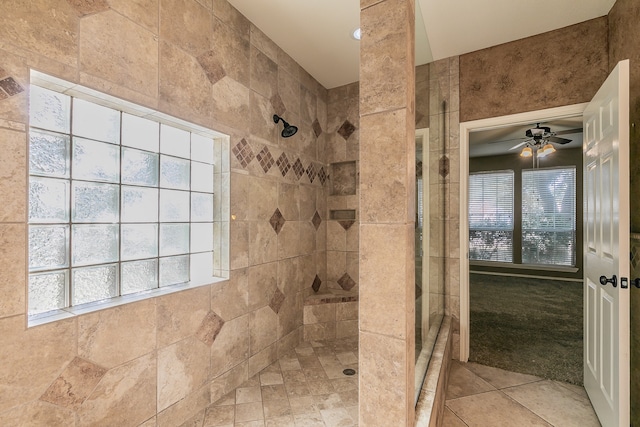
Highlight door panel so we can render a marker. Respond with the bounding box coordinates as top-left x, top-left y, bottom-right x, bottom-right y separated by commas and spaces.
586, 278, 597, 373
583, 59, 630, 427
